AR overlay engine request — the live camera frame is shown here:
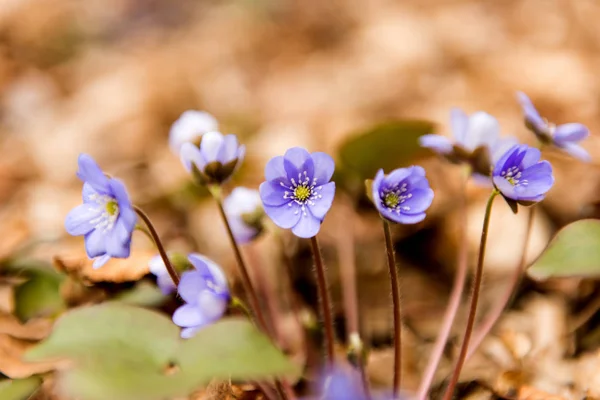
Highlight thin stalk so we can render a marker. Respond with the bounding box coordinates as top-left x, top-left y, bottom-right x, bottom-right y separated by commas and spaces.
466, 206, 535, 361
382, 219, 402, 396
134, 206, 179, 286
309, 235, 336, 366
417, 173, 469, 400
209, 187, 269, 333
442, 190, 498, 400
